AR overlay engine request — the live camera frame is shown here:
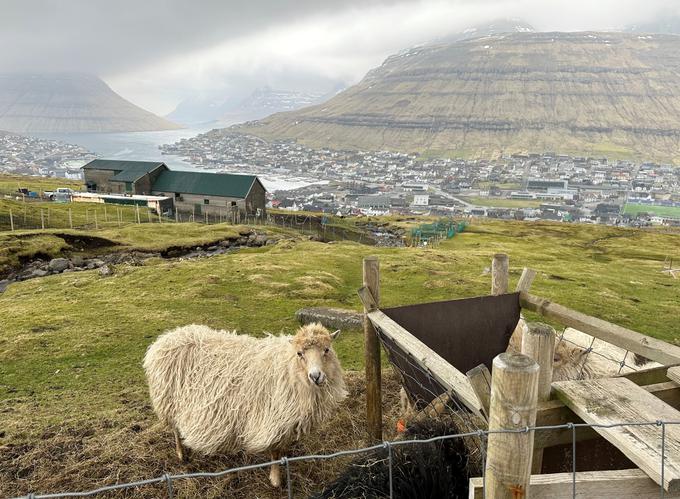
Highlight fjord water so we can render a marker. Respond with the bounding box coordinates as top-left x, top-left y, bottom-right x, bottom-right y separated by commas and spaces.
32, 127, 315, 192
